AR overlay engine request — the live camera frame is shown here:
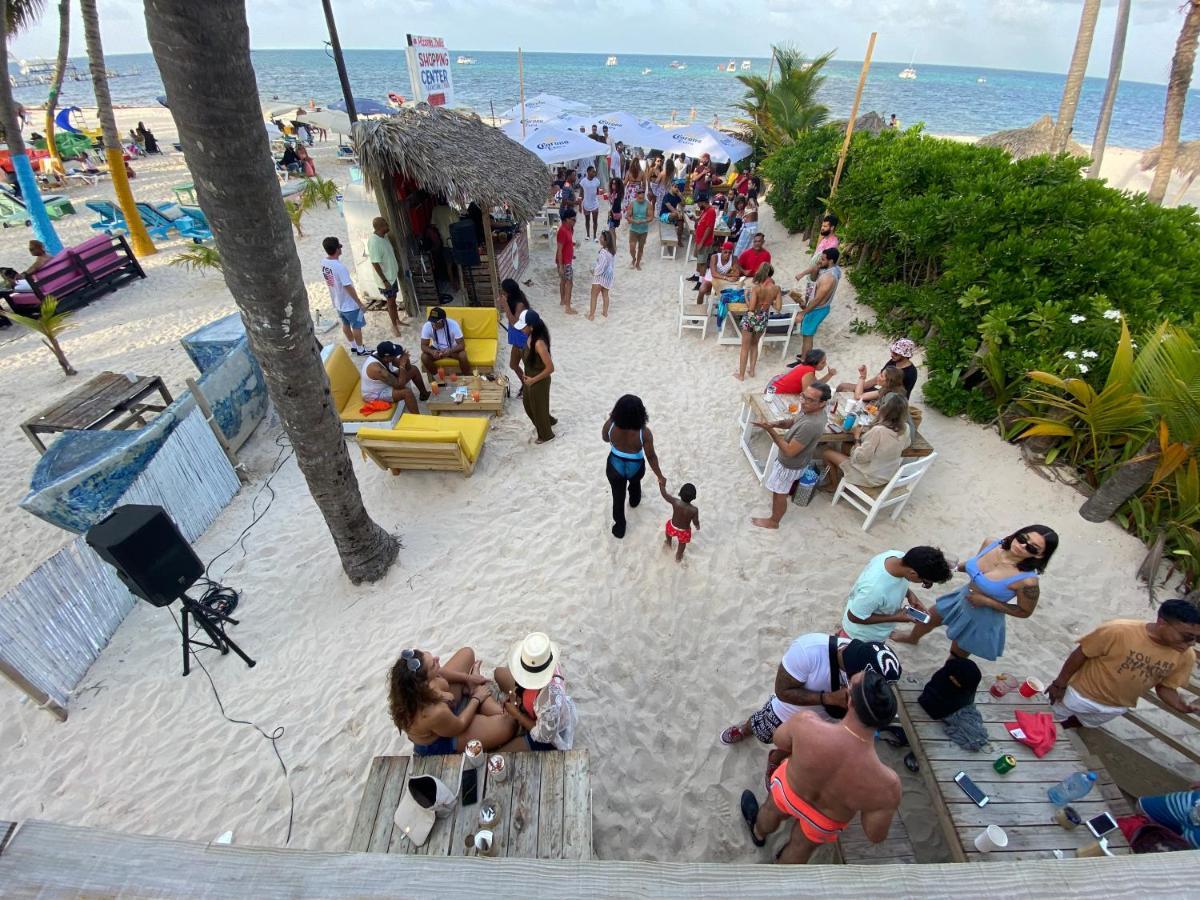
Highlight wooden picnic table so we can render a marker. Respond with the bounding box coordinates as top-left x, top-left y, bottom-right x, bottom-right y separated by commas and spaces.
348, 750, 592, 860
894, 673, 1133, 862
20, 371, 173, 453
425, 375, 509, 417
